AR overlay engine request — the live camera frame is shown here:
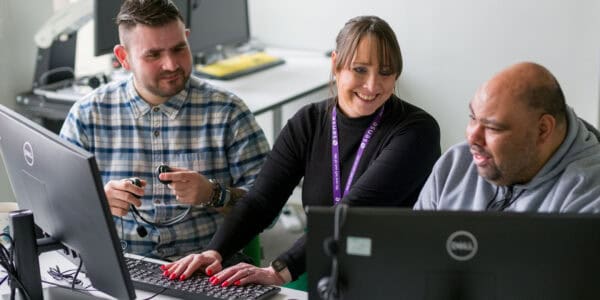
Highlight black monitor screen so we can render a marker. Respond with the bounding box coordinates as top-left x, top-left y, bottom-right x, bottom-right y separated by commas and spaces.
0, 105, 136, 299
188, 0, 249, 55
307, 206, 600, 300
94, 0, 190, 56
